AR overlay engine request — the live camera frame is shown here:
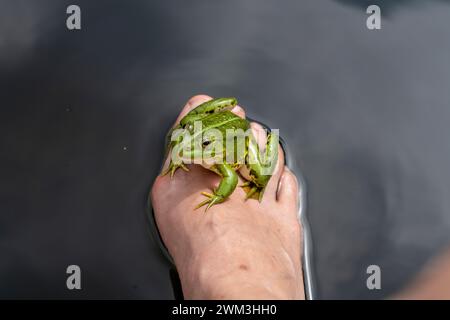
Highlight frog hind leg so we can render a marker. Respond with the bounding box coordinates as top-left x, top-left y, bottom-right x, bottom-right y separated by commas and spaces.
240, 180, 261, 201
195, 163, 238, 211
180, 97, 237, 127
241, 132, 279, 202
